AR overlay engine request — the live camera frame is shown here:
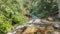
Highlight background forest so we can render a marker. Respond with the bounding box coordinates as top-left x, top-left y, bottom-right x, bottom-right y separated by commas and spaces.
0, 0, 58, 34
